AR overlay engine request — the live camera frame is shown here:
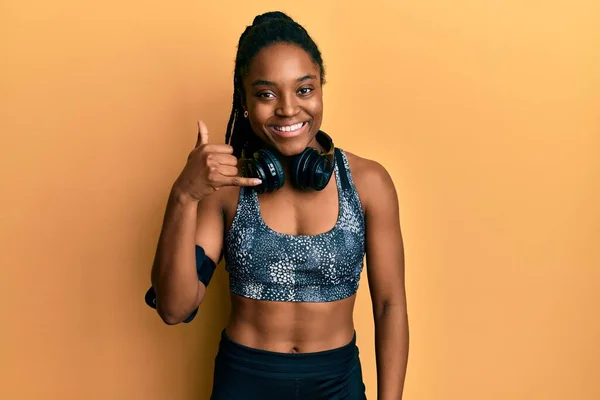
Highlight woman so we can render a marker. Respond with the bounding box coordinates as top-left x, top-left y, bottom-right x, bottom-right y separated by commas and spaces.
148, 11, 409, 400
